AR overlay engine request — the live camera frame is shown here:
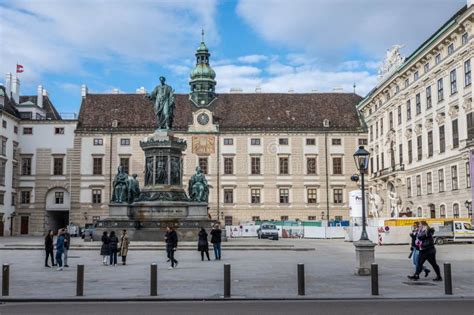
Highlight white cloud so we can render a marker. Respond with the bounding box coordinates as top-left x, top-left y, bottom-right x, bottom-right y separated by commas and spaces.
237, 54, 268, 63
